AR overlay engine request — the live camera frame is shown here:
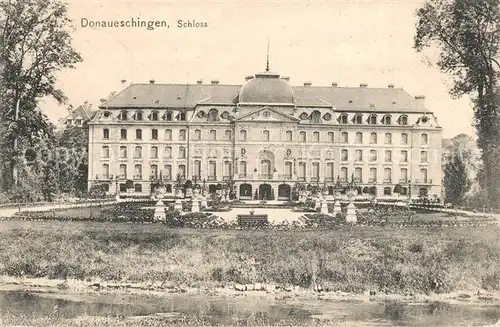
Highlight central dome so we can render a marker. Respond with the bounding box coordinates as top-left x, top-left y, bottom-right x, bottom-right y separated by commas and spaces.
239, 71, 294, 104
